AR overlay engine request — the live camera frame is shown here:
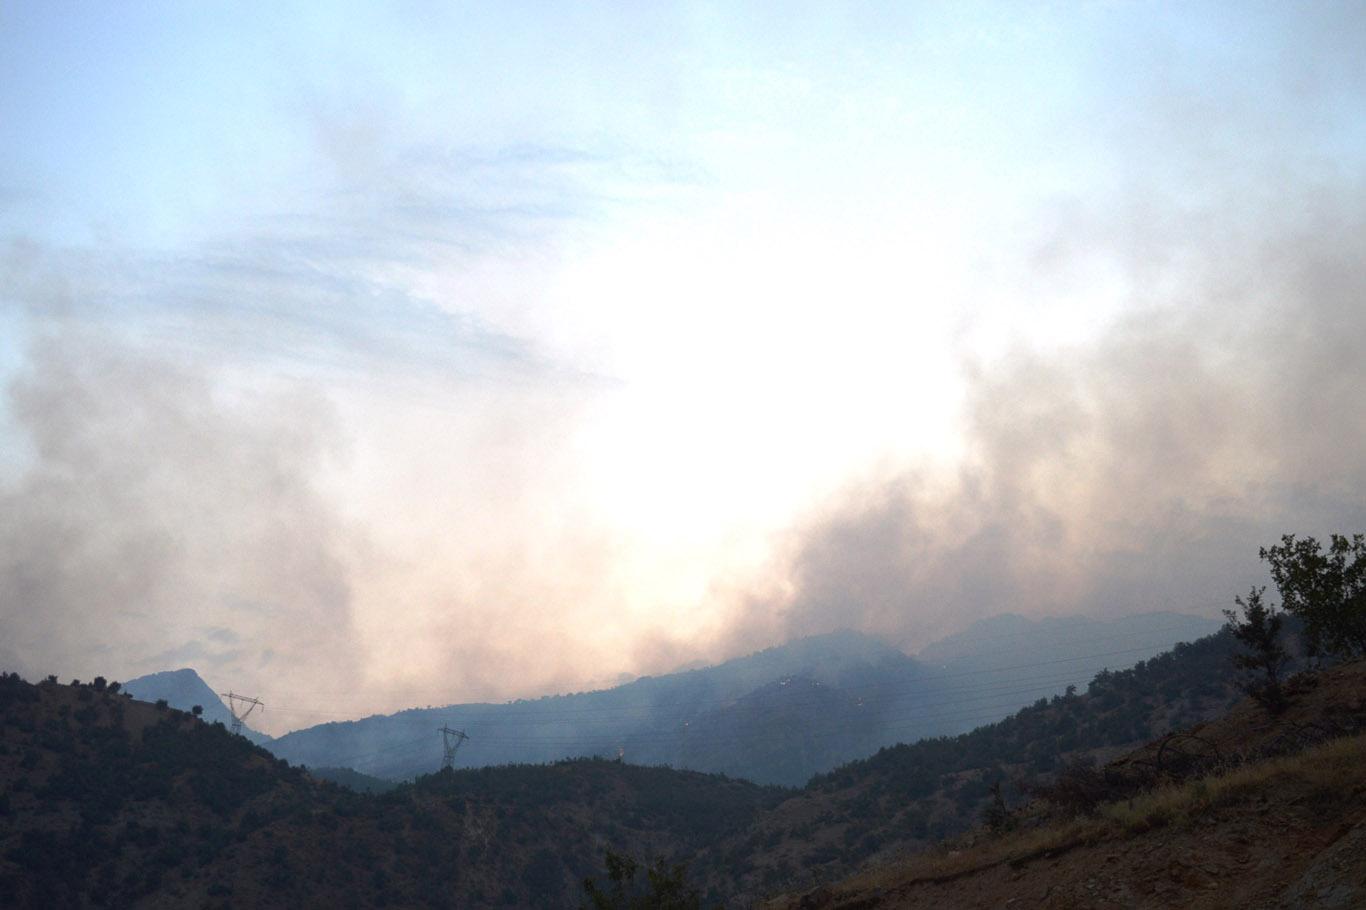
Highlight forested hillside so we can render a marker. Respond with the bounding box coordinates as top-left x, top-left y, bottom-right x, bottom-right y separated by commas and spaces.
0, 624, 1264, 907
0, 673, 783, 907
